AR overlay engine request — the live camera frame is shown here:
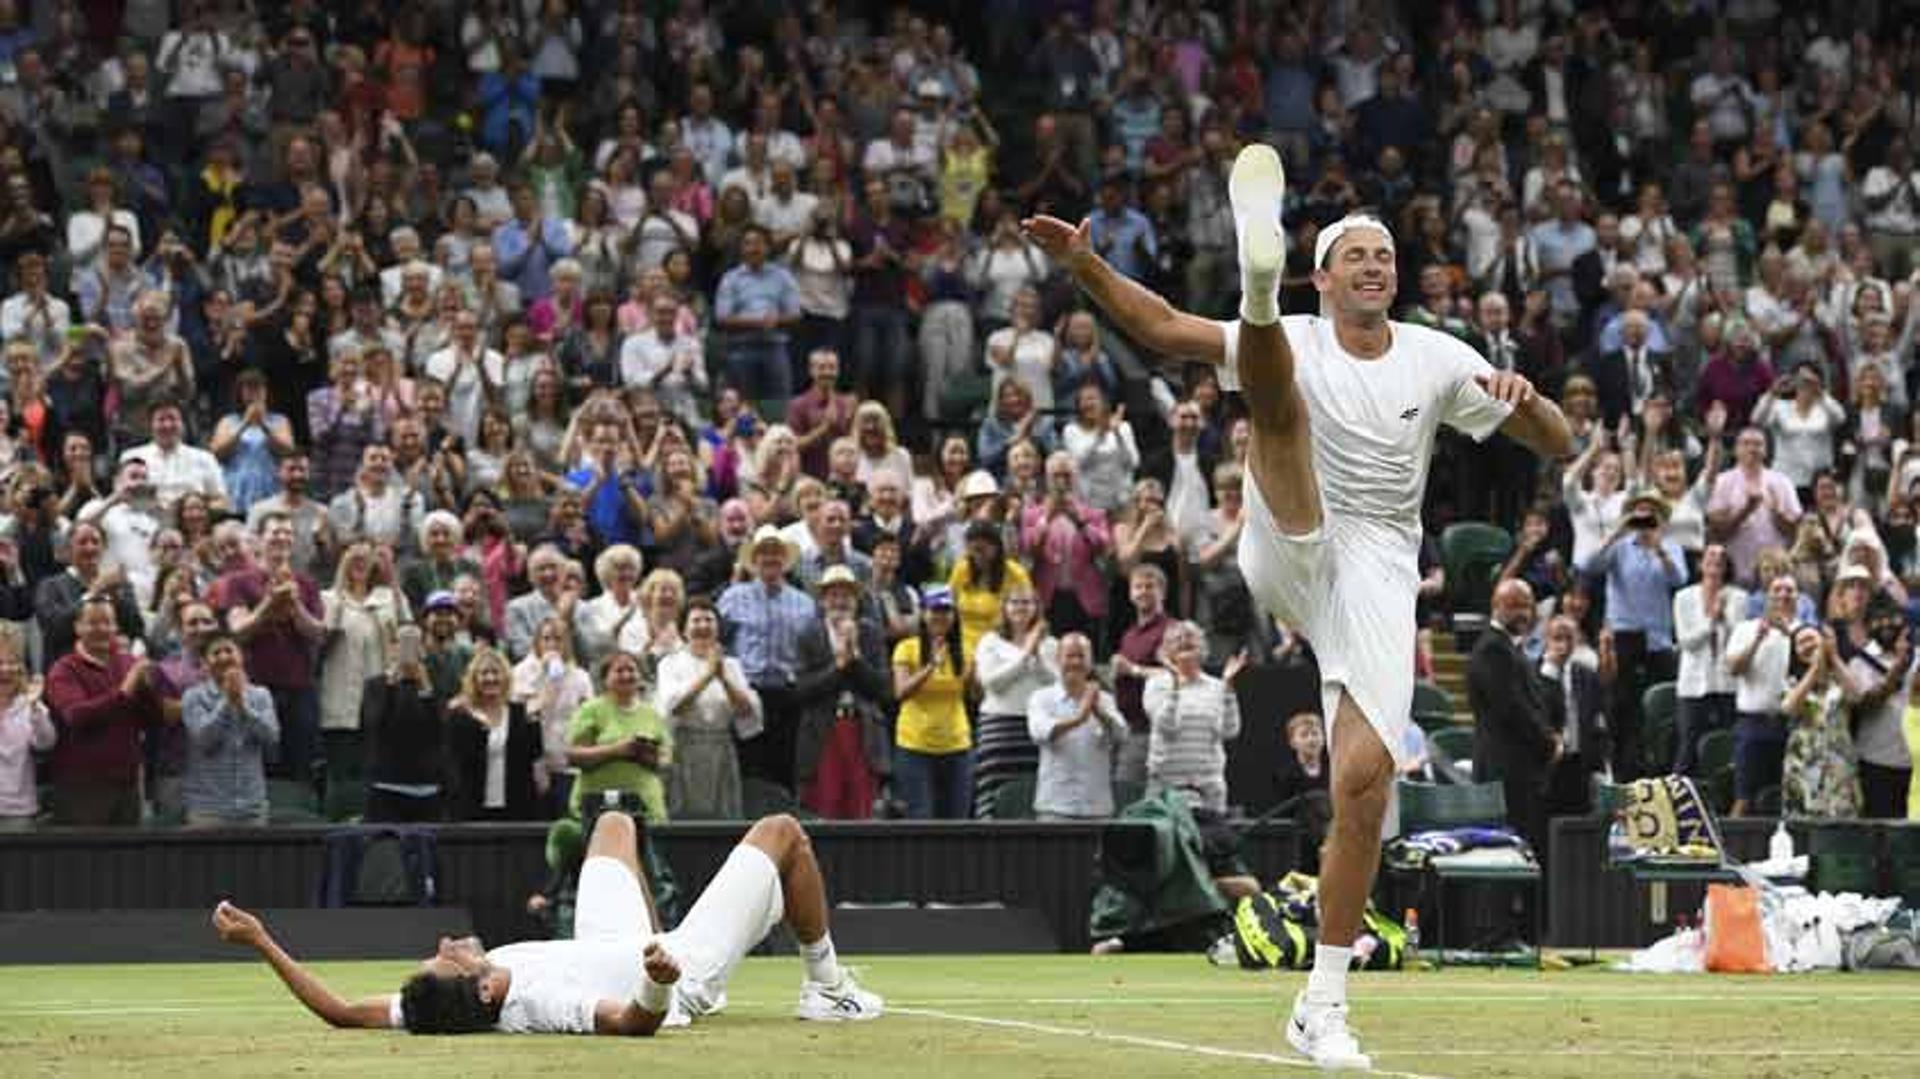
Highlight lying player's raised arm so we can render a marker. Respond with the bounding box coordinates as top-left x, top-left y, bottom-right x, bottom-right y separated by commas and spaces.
211, 901, 395, 1029
1022, 215, 1226, 364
